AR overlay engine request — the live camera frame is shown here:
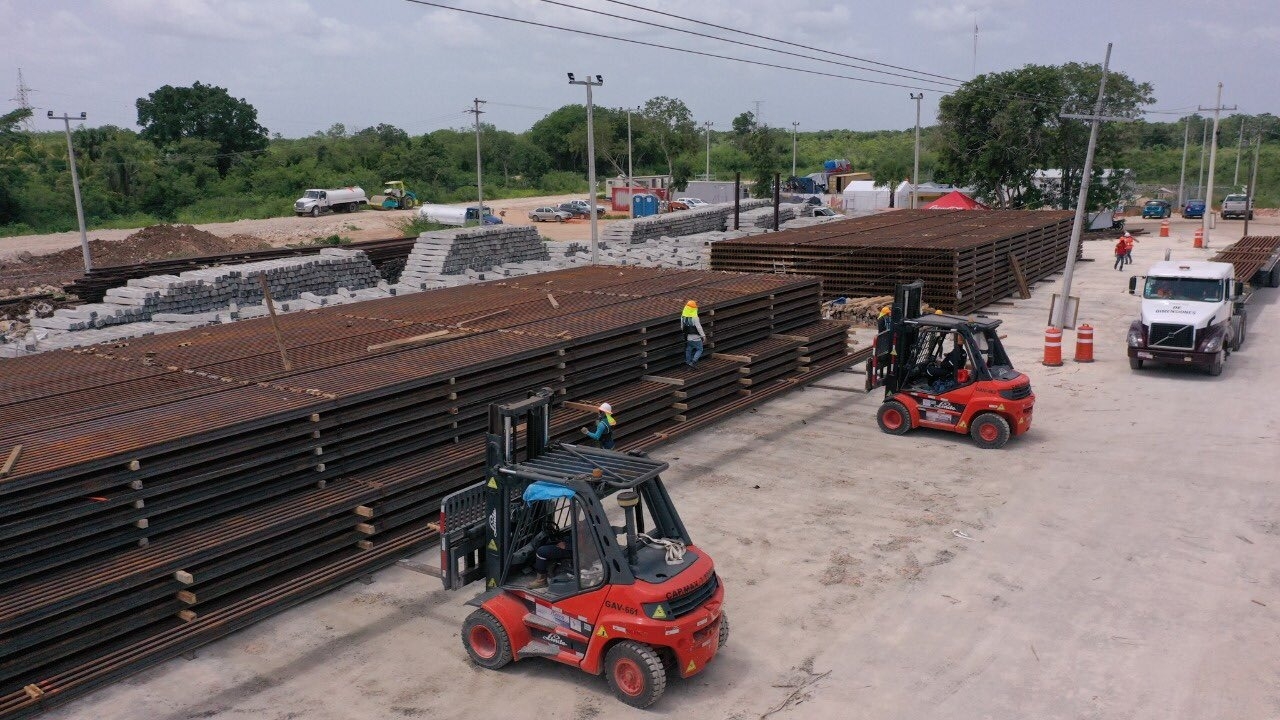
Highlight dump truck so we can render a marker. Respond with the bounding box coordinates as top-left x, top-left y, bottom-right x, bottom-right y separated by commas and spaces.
1127, 236, 1280, 375
439, 389, 727, 707
369, 181, 419, 210
294, 186, 368, 216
